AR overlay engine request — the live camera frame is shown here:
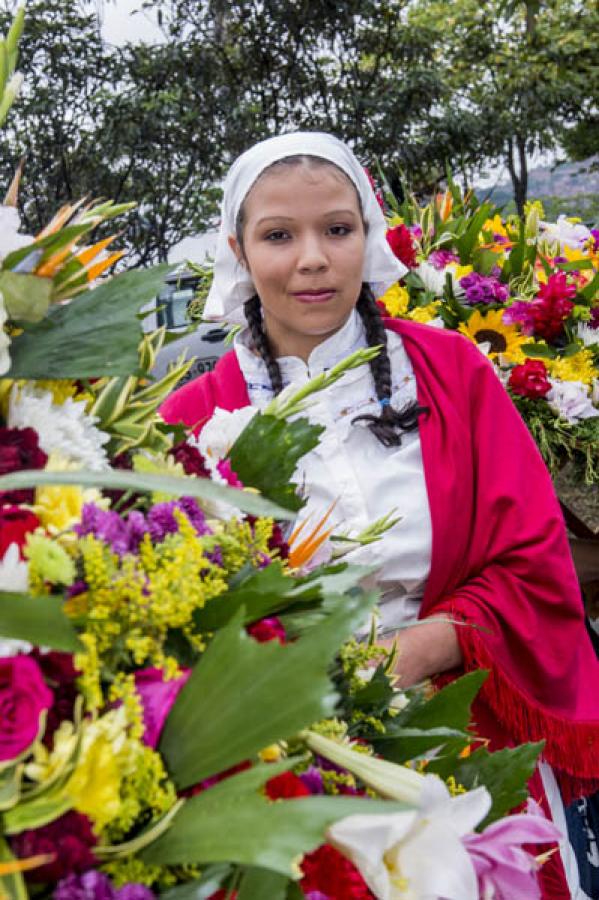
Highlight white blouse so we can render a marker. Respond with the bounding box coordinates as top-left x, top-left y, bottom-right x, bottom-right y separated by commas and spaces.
234, 310, 432, 634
